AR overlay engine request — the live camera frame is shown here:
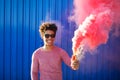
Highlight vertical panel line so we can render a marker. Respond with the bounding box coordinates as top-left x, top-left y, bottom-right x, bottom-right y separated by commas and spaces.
10, 0, 12, 79
22, 0, 24, 79
28, 0, 30, 79
16, 0, 18, 78
3, 0, 5, 79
